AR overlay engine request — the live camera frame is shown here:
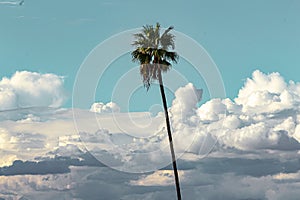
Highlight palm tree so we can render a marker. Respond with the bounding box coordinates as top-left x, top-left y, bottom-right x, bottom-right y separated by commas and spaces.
131, 23, 182, 200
